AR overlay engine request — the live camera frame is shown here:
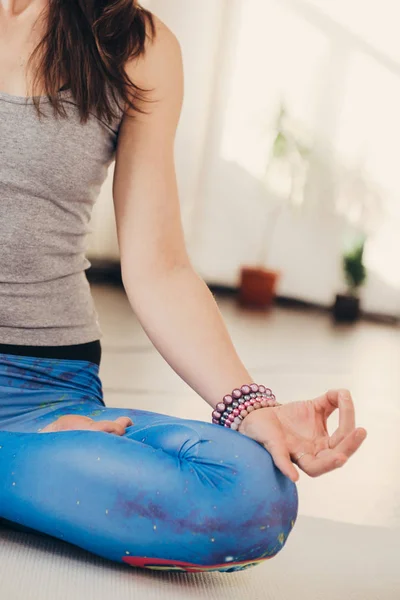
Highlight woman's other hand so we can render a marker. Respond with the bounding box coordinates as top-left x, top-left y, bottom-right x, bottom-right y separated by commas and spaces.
40, 415, 133, 435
